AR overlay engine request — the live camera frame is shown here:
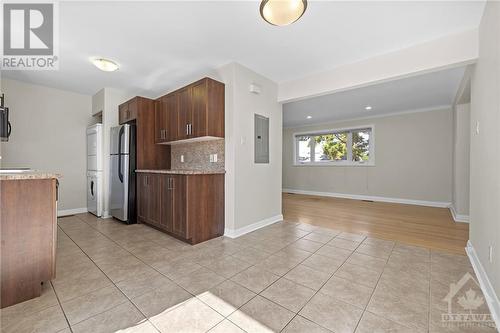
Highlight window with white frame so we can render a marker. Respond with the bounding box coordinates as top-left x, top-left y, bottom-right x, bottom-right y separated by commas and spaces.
294, 127, 373, 165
